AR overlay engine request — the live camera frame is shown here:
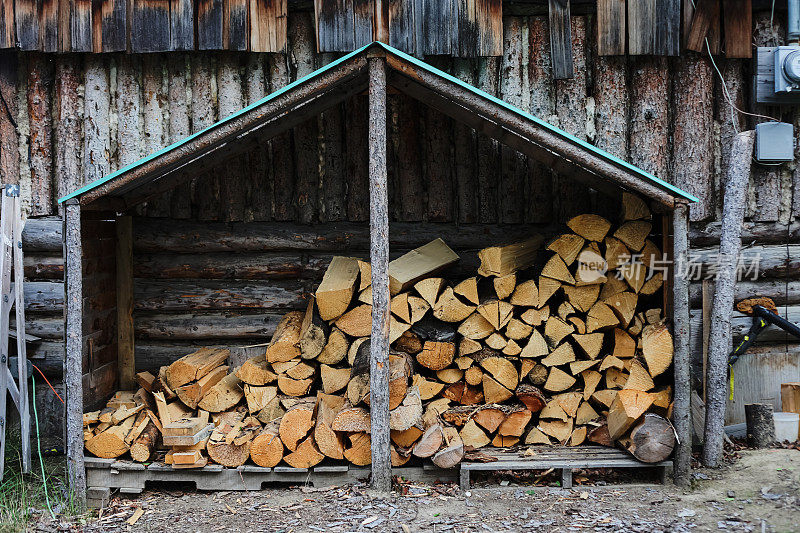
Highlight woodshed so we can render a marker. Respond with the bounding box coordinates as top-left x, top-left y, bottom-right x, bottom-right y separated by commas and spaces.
58, 42, 697, 499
